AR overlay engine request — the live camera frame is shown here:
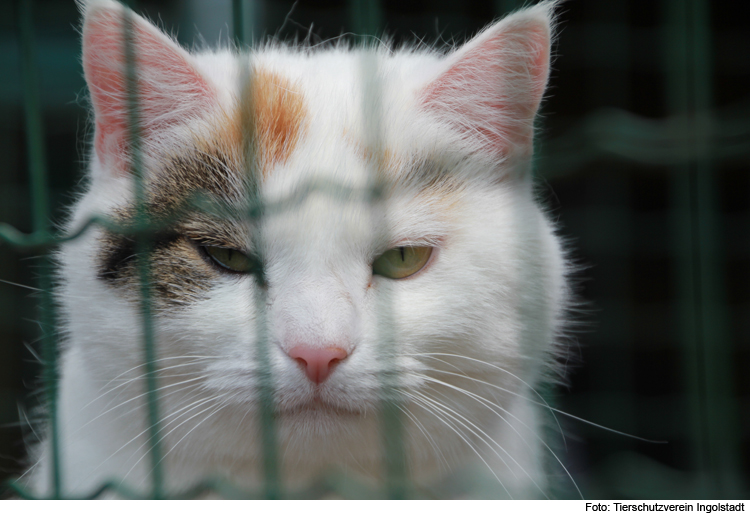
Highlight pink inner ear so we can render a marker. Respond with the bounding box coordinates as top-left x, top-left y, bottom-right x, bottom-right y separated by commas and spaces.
420, 21, 550, 158
83, 8, 215, 171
